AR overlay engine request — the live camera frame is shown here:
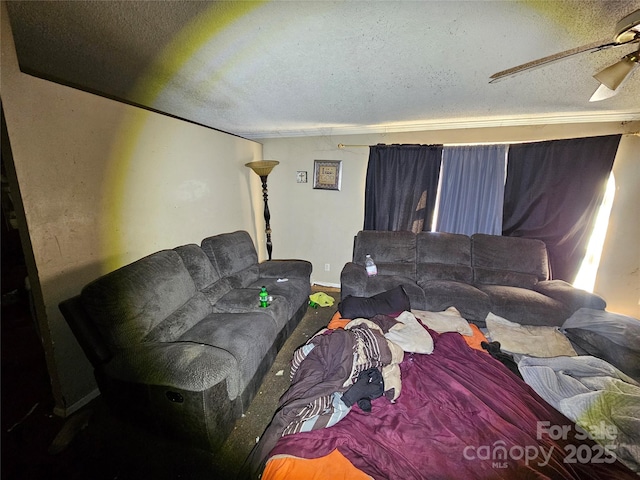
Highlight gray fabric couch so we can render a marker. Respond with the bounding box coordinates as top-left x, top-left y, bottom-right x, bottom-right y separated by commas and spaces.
340, 230, 605, 326
59, 230, 312, 451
